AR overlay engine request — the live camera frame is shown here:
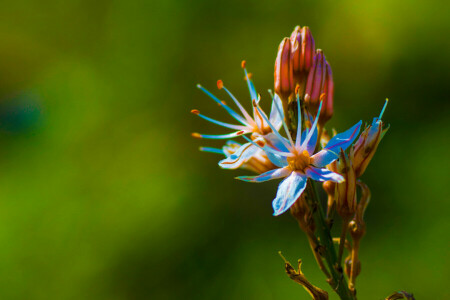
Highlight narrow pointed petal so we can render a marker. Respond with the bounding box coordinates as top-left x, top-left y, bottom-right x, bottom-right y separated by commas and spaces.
305, 126, 318, 155
301, 101, 322, 150
272, 172, 307, 216
269, 94, 284, 130
236, 167, 290, 182
311, 120, 362, 167
264, 132, 290, 152
219, 142, 258, 169
305, 166, 344, 183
